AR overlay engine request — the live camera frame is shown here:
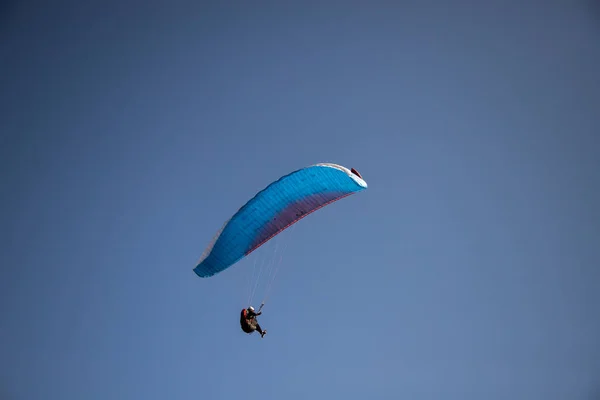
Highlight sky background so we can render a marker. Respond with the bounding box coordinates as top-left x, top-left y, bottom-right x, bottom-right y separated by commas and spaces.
2, 1, 600, 399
